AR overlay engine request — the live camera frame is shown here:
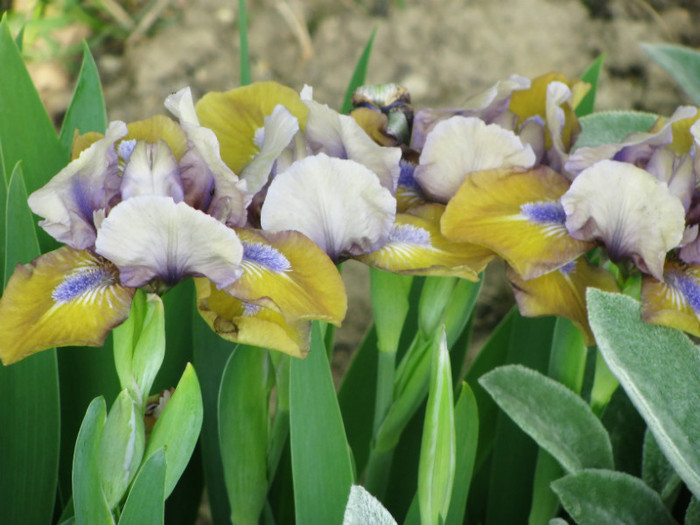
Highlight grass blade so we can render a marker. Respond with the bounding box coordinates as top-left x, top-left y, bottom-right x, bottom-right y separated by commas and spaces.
340, 27, 377, 114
